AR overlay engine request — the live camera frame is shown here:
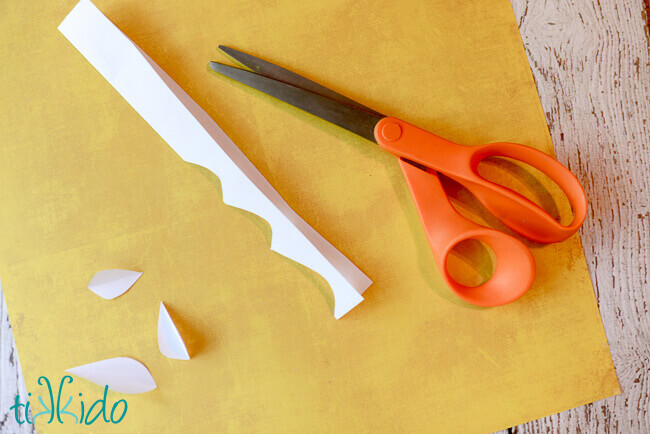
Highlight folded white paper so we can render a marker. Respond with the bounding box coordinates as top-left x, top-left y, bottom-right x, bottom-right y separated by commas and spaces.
66, 357, 157, 394
87, 269, 142, 299
58, 0, 371, 319
158, 302, 190, 360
